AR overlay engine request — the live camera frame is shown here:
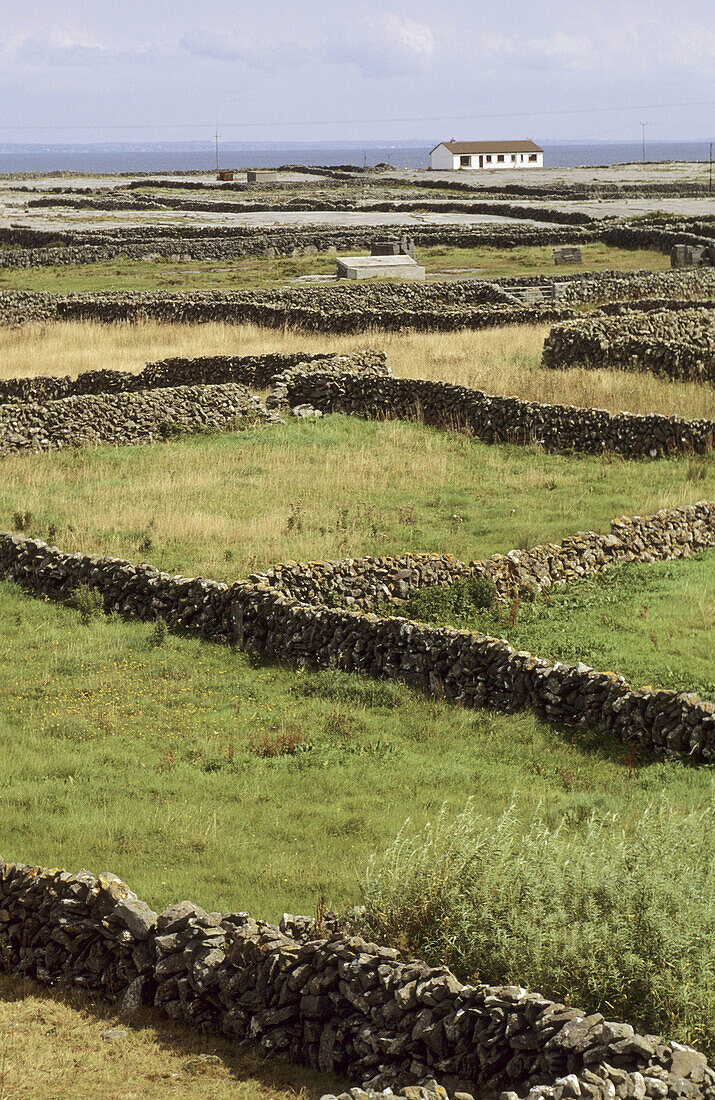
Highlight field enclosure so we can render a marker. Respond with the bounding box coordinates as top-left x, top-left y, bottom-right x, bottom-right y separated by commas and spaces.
0, 195, 714, 1100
